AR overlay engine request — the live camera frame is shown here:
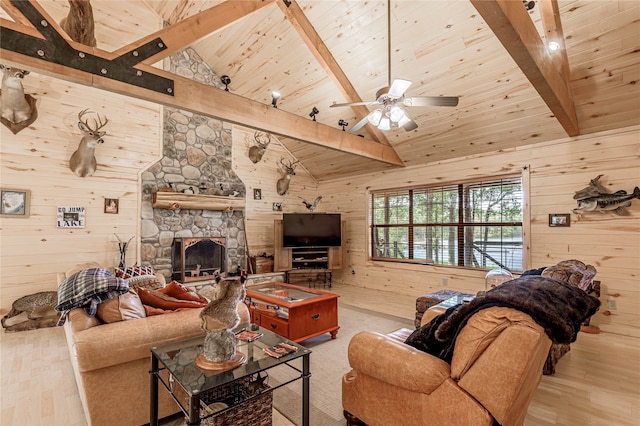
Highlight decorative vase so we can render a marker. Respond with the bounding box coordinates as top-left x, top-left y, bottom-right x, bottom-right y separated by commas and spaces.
114, 234, 134, 269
